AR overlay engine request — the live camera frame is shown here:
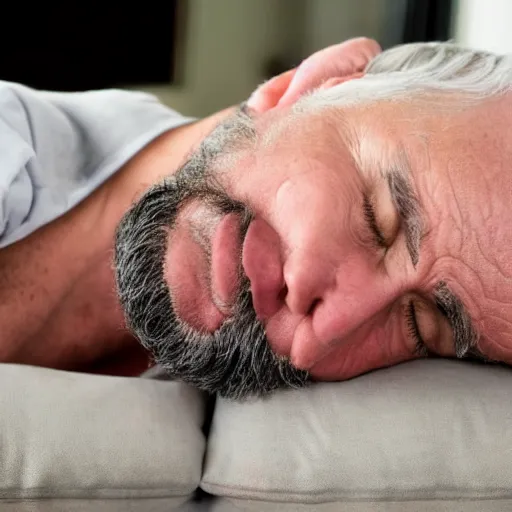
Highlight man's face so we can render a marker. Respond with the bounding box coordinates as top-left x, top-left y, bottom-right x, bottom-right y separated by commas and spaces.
115, 87, 512, 399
